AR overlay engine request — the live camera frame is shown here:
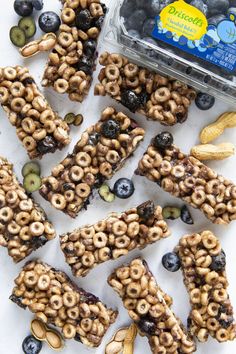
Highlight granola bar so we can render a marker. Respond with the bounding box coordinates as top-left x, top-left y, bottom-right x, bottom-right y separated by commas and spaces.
0, 157, 56, 263
60, 201, 171, 277
175, 231, 236, 343
136, 136, 236, 224
40, 107, 145, 218
10, 260, 118, 347
0, 66, 70, 159
94, 52, 196, 125
108, 258, 196, 354
42, 0, 107, 102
